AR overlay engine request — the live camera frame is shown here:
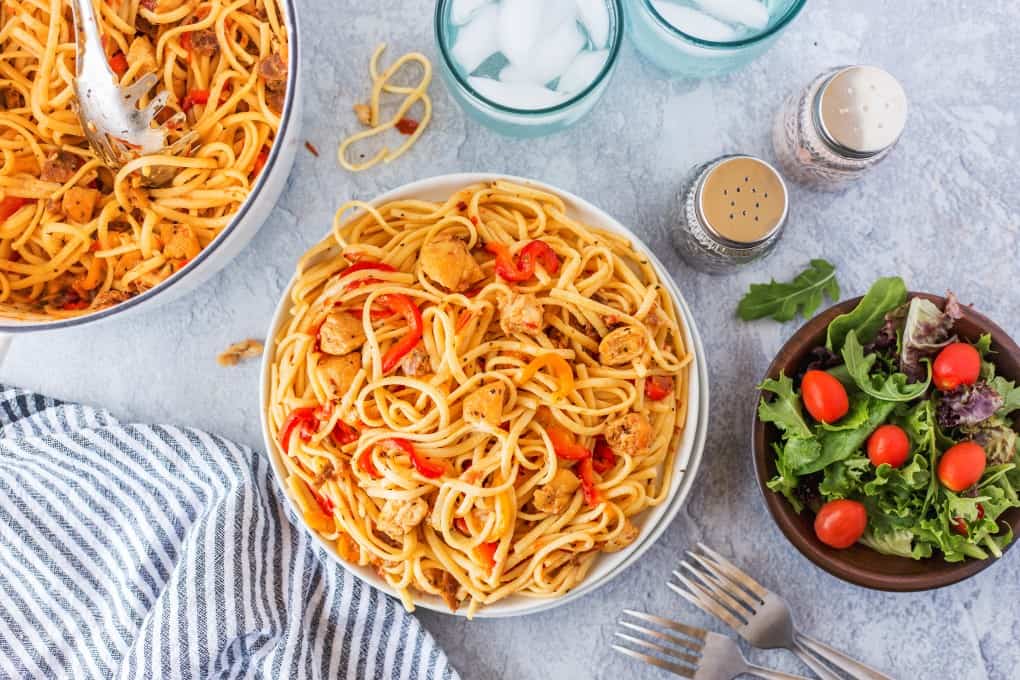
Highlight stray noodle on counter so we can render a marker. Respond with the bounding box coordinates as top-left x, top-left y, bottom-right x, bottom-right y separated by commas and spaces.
338, 44, 432, 172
